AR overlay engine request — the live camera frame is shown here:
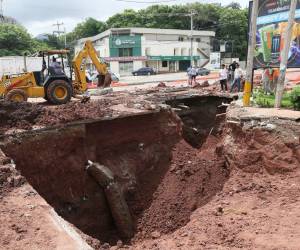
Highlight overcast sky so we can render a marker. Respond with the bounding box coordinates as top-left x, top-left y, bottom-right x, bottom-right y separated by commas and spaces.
3, 0, 248, 36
